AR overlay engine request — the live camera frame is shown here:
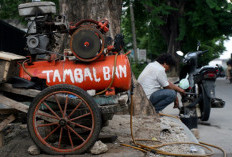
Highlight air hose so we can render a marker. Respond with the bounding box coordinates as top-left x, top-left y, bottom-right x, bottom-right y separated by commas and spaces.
121, 80, 227, 157
22, 59, 33, 78
96, 53, 118, 95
